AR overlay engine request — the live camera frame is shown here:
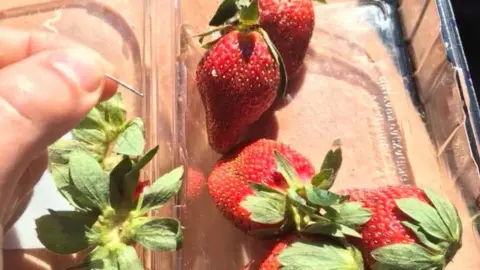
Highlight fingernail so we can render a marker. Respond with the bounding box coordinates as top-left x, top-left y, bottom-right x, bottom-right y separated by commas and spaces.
49, 48, 113, 92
